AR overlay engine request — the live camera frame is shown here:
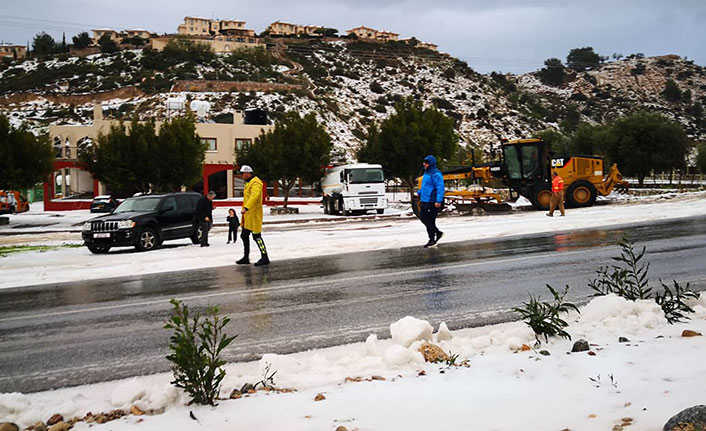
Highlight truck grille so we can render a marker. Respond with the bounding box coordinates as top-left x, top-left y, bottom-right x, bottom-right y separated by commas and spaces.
360, 197, 378, 206
91, 220, 119, 232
